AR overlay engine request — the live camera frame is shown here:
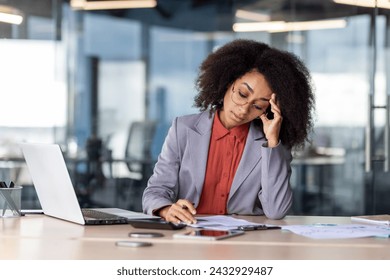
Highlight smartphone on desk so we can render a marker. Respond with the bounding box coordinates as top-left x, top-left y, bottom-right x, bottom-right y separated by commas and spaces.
128, 219, 186, 230
173, 229, 244, 241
